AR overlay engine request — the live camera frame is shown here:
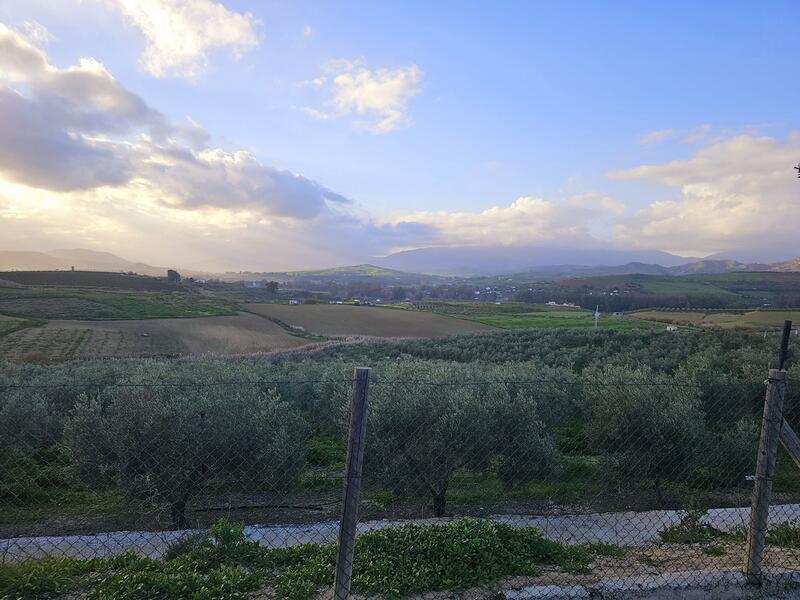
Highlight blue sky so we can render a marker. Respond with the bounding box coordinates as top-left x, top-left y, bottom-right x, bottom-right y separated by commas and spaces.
0, 1, 798, 270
